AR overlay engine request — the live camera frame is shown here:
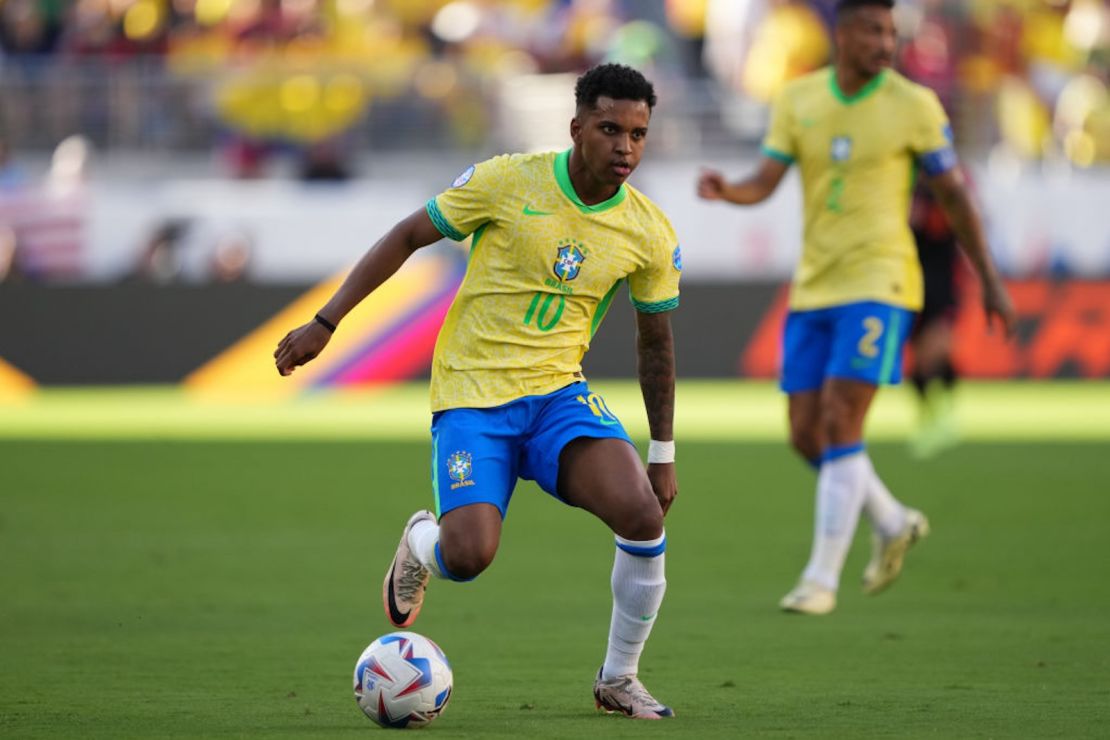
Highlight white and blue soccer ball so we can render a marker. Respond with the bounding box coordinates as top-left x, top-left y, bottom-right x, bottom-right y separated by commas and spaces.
353, 631, 453, 729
